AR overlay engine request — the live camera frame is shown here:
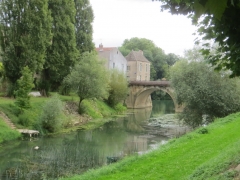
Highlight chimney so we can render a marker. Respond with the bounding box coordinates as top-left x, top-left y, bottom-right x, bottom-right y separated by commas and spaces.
139, 50, 143, 55
99, 43, 103, 51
